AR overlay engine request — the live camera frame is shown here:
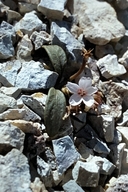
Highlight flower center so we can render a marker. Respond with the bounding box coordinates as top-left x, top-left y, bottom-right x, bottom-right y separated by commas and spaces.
77, 89, 87, 96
